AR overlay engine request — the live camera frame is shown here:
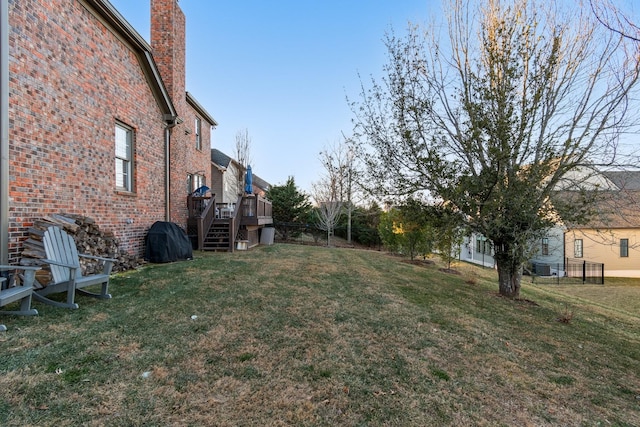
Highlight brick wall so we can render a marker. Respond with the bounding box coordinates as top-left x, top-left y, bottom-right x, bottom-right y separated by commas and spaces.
7, 0, 169, 262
